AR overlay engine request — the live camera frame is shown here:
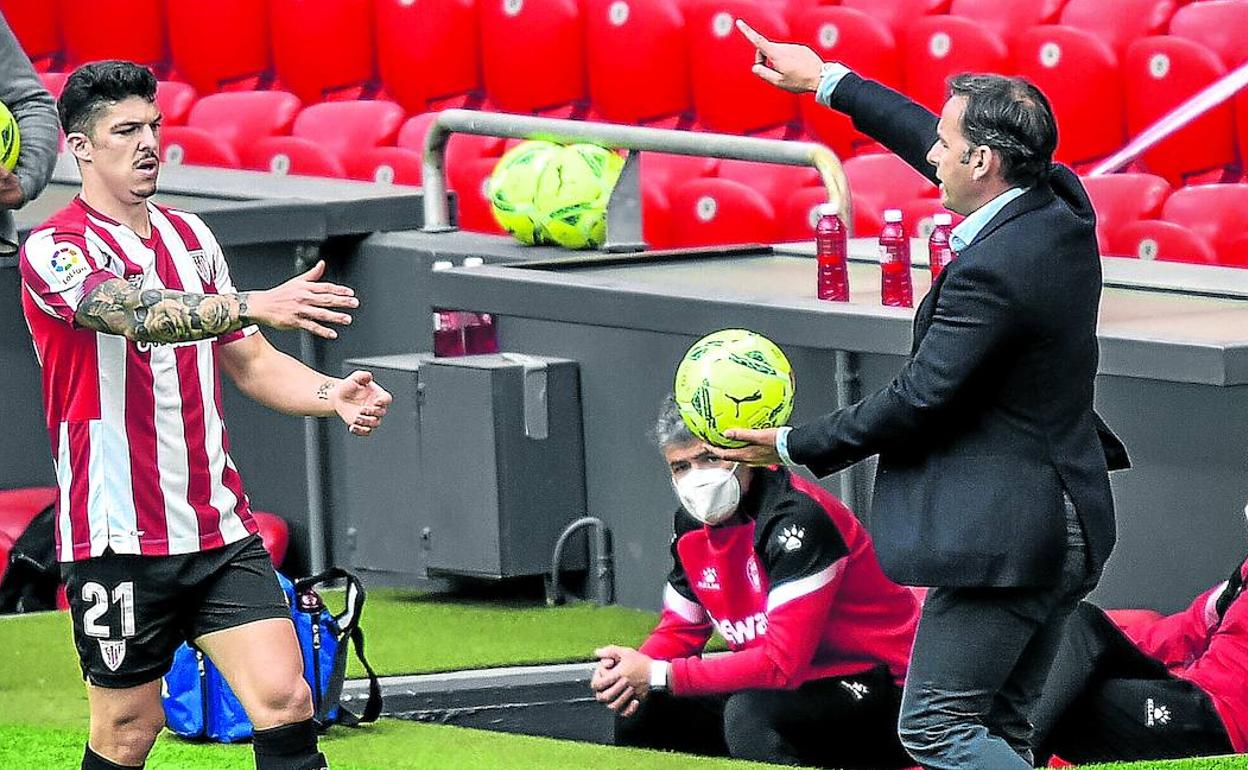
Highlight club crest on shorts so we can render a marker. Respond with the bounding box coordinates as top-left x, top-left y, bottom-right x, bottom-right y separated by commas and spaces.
188, 249, 212, 284
98, 639, 127, 672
